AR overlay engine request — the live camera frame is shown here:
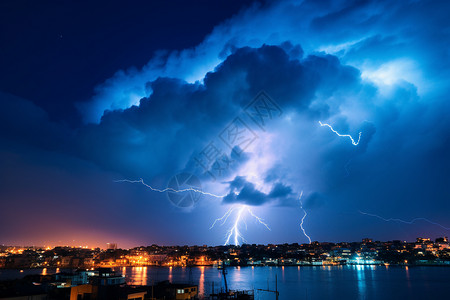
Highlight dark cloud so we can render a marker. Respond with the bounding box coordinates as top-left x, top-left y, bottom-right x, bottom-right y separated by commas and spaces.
223, 181, 268, 206
302, 192, 326, 210
222, 177, 295, 206
77, 0, 450, 124
72, 44, 365, 183
268, 183, 293, 199
226, 176, 248, 191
